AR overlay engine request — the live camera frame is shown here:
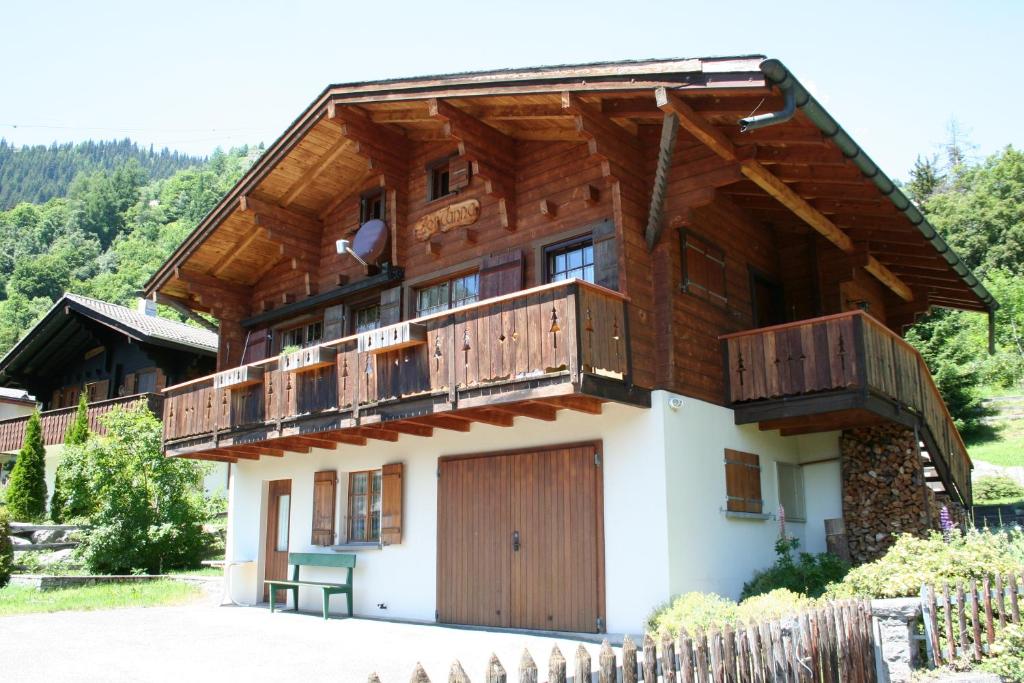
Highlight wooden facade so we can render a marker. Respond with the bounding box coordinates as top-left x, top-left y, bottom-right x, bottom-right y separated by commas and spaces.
147, 57, 989, 506
0, 393, 163, 452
